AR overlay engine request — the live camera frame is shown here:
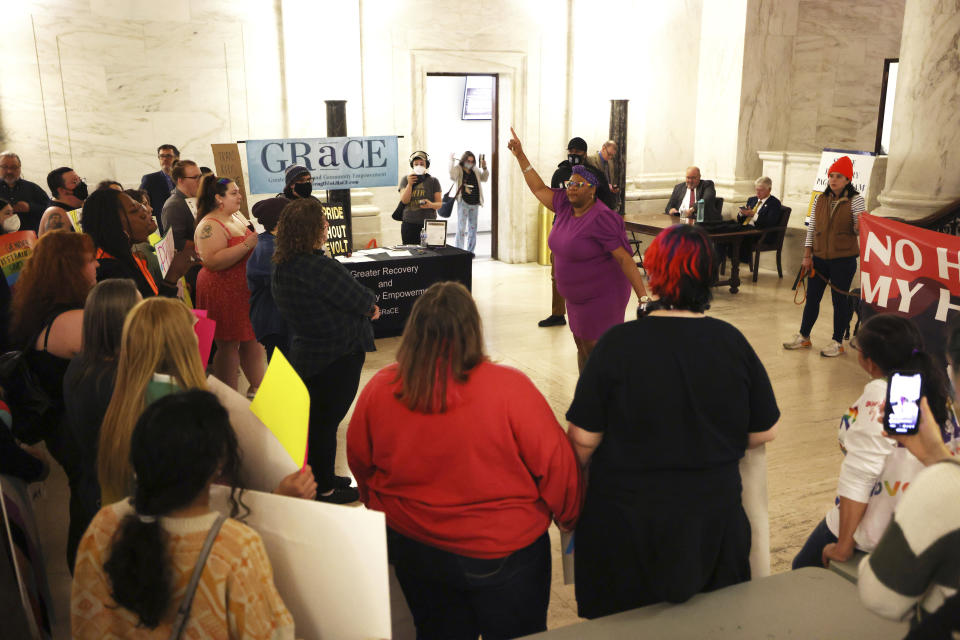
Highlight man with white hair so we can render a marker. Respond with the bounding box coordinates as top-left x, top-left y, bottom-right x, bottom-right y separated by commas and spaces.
736, 176, 783, 261
0, 151, 51, 233
587, 140, 620, 203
